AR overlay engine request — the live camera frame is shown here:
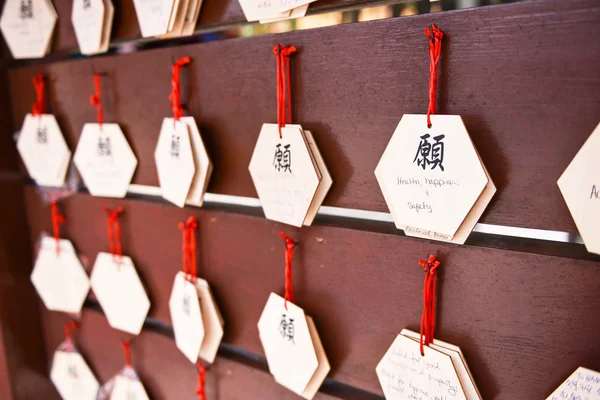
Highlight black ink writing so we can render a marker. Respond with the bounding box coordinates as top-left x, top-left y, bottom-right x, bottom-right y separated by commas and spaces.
413, 134, 445, 171
183, 294, 190, 316
591, 185, 599, 199
67, 364, 78, 379
97, 137, 112, 157
83, 0, 92, 10
20, 0, 33, 19
170, 135, 180, 159
37, 126, 48, 144
279, 314, 295, 343
407, 201, 432, 214
398, 177, 421, 186
273, 143, 292, 173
